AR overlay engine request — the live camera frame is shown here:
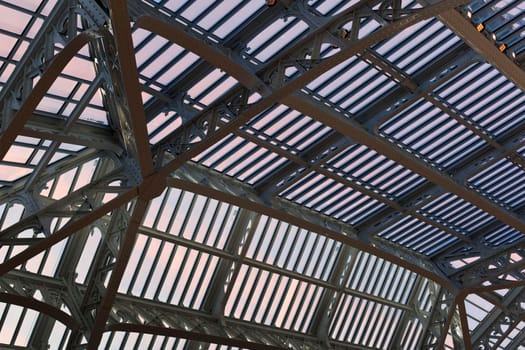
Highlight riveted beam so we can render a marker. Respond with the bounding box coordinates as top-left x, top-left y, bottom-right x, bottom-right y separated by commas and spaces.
140, 0, 474, 175
436, 8, 525, 93
102, 0, 154, 177
85, 196, 148, 349
21, 112, 122, 154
